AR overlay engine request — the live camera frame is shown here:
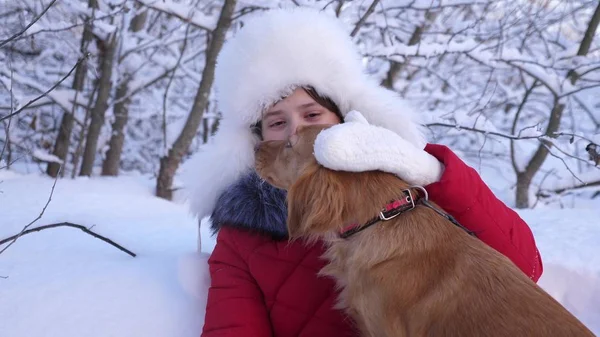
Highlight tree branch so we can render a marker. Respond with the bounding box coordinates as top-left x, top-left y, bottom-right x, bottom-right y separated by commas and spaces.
0, 69, 14, 165
550, 180, 600, 194
0, 222, 136, 257
510, 79, 538, 173
162, 24, 191, 152
10, 6, 127, 43
0, 168, 60, 254
135, 0, 213, 31
568, 0, 600, 84
350, 0, 380, 37
0, 55, 89, 123
540, 142, 585, 185
428, 122, 597, 146
0, 0, 59, 48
